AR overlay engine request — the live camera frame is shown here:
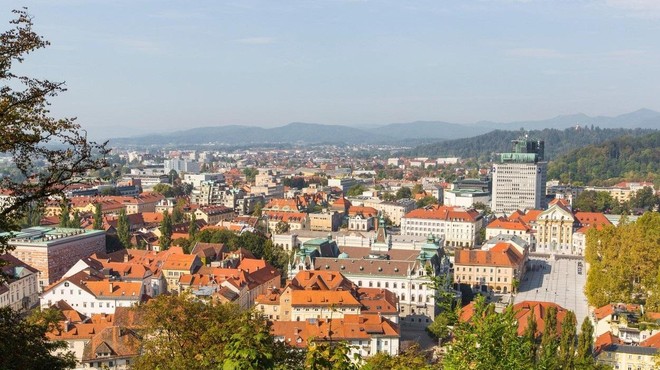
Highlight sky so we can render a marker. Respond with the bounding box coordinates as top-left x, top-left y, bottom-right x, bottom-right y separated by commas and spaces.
4, 0, 660, 139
